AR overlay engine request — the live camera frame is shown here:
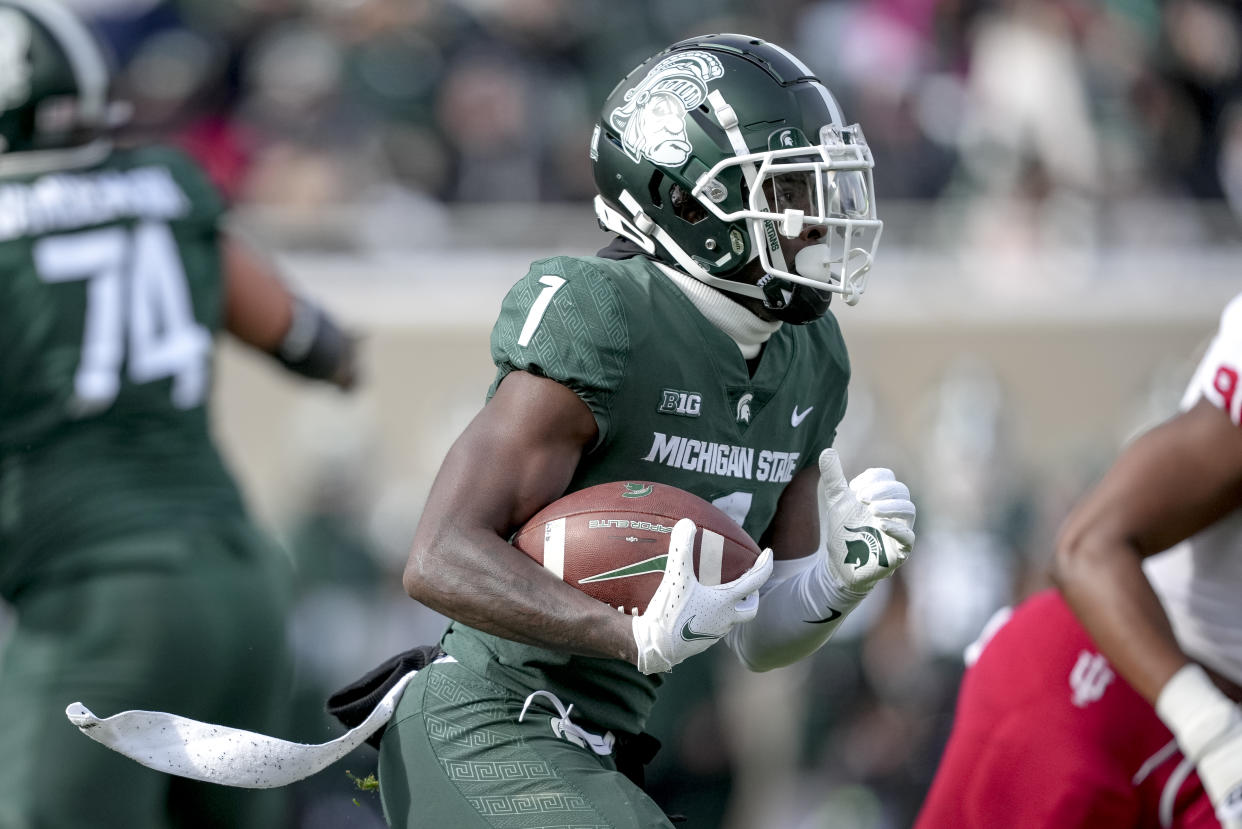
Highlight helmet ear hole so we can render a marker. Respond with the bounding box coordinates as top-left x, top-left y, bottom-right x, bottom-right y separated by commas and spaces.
670, 183, 707, 225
